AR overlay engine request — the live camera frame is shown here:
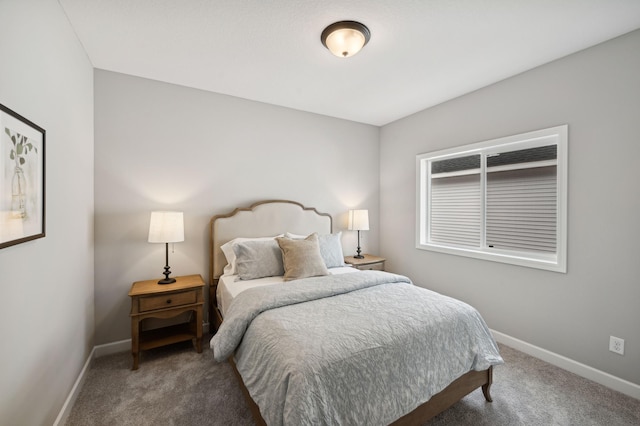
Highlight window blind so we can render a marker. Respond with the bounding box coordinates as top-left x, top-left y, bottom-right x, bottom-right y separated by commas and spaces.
486, 166, 557, 253
430, 173, 481, 248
